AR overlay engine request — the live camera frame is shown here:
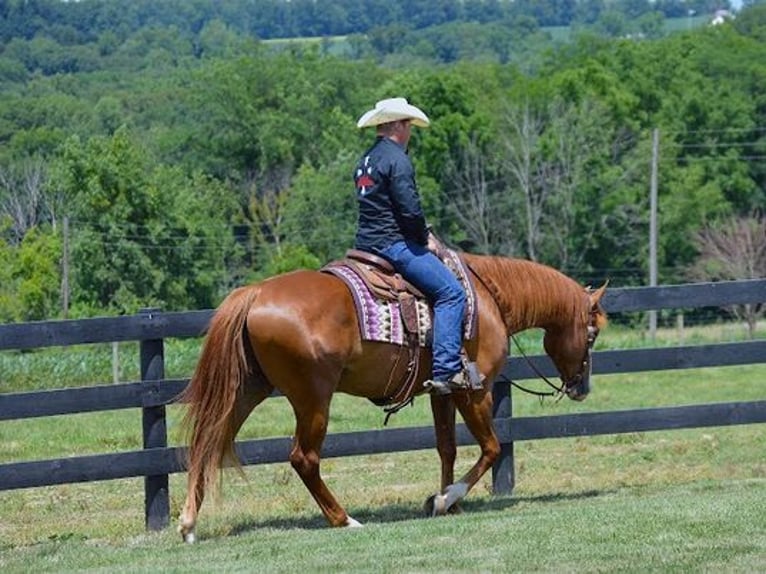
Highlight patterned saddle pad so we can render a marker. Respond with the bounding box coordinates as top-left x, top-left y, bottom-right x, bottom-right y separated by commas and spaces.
322, 249, 478, 347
